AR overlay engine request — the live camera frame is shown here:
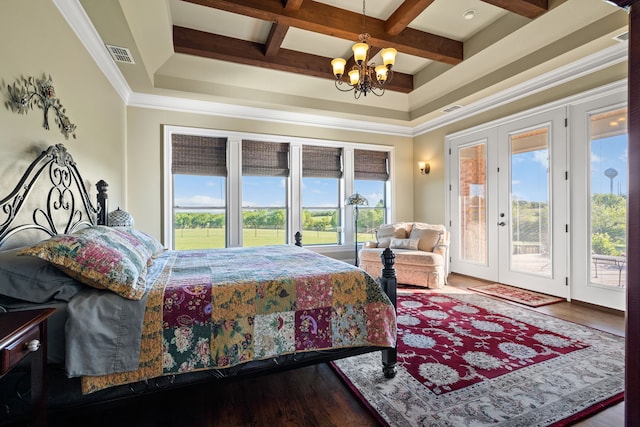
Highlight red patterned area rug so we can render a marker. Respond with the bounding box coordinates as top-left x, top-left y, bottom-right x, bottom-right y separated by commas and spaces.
332, 292, 624, 427
468, 283, 565, 307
